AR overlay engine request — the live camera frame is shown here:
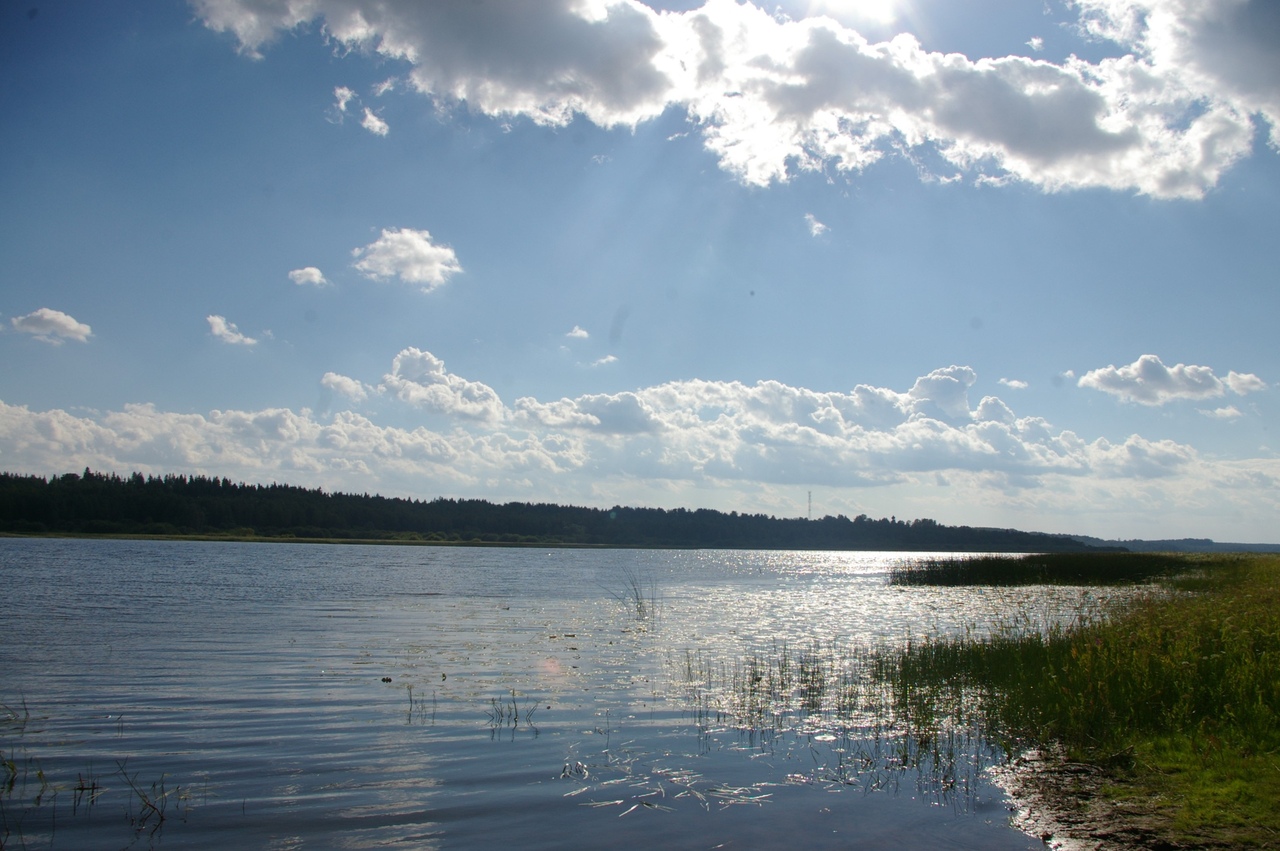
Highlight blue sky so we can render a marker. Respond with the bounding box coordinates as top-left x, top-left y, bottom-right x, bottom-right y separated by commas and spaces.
2, 0, 1277, 542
